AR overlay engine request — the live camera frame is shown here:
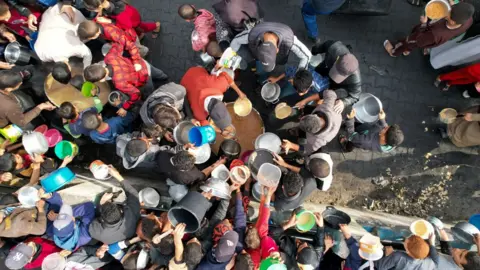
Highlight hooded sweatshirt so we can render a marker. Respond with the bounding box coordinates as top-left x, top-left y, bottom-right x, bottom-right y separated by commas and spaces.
140, 82, 186, 128
88, 180, 141, 244
0, 207, 46, 238
116, 133, 161, 169
302, 90, 342, 155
